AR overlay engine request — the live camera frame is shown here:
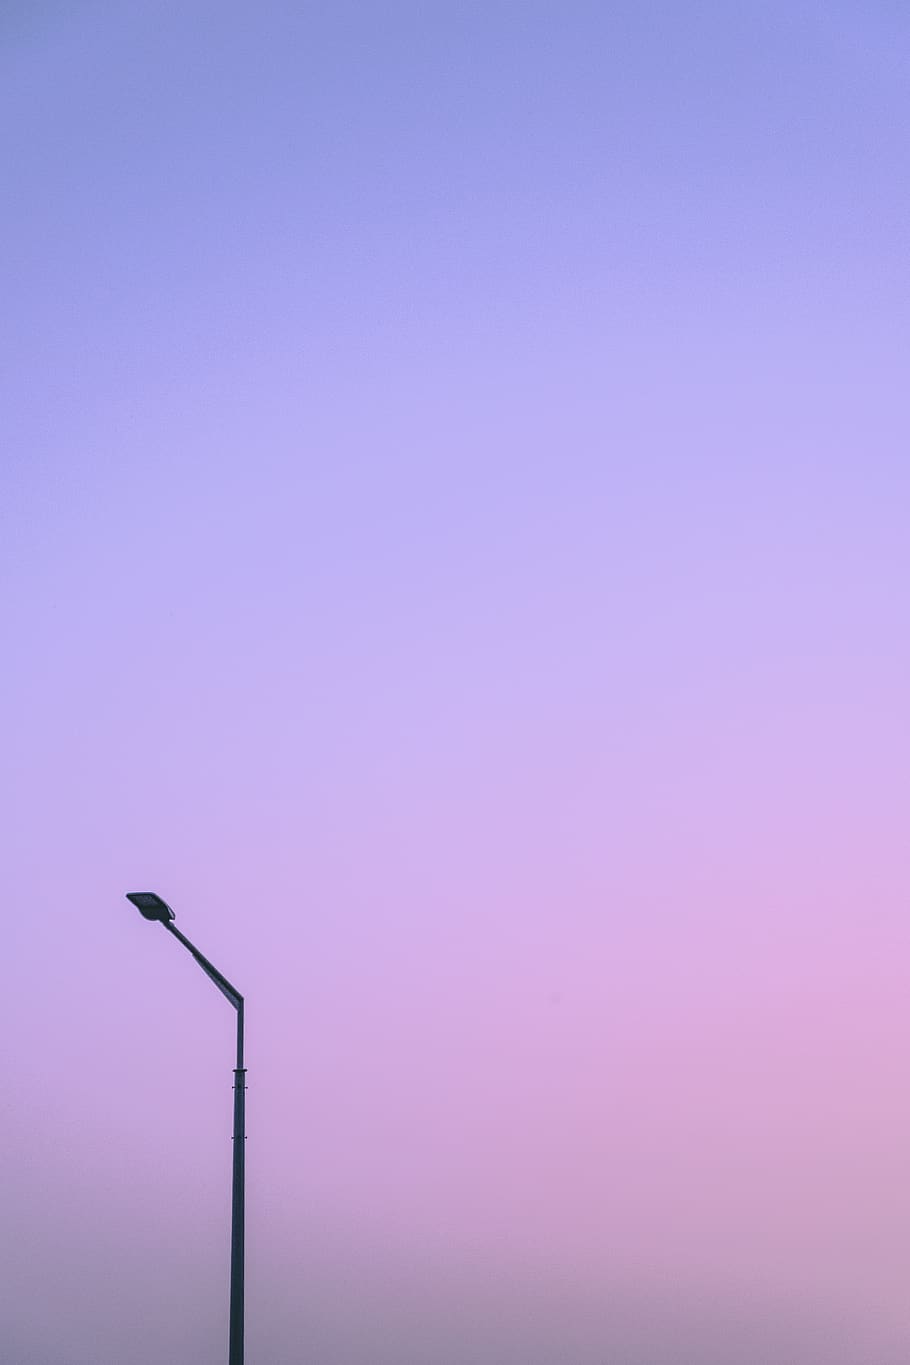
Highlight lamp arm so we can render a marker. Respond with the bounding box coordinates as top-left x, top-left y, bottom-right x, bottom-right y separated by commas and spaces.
163, 921, 244, 1013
